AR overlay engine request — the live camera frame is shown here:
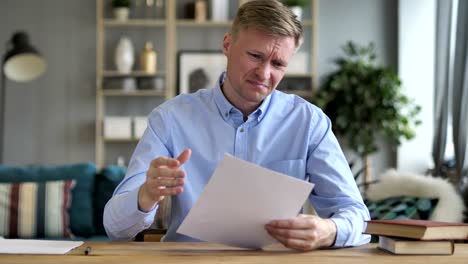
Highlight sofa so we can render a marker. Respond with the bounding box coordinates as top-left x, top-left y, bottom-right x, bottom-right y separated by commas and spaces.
0, 163, 126, 241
